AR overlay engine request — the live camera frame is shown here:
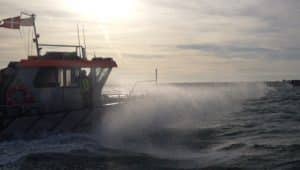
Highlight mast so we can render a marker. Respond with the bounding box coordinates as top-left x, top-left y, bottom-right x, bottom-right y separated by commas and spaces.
31, 14, 41, 57
32, 14, 40, 57
21, 12, 40, 57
